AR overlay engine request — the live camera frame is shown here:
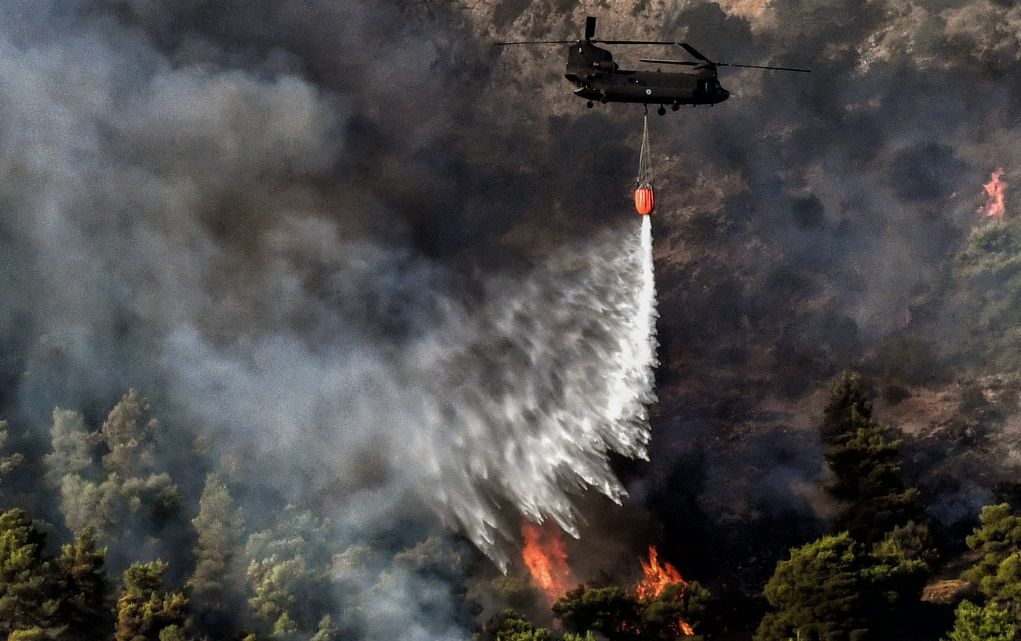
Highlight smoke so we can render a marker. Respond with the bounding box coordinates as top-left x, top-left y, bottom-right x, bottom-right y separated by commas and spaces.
0, 4, 672, 636
163, 216, 659, 569
8, 0, 1021, 632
